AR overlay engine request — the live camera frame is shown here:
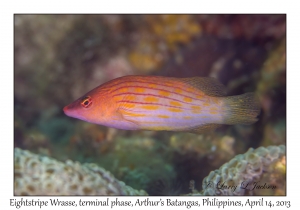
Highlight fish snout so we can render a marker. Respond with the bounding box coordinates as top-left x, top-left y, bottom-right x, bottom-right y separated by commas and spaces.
63, 105, 71, 116
63, 102, 82, 118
